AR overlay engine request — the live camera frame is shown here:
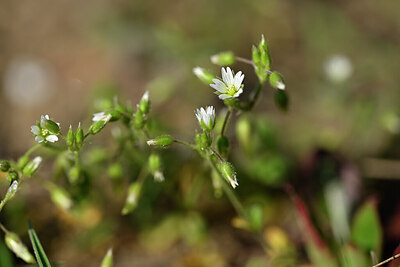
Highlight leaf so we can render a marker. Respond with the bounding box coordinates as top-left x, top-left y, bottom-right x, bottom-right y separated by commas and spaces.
101, 248, 113, 267
28, 221, 51, 267
351, 199, 382, 254
340, 244, 369, 267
